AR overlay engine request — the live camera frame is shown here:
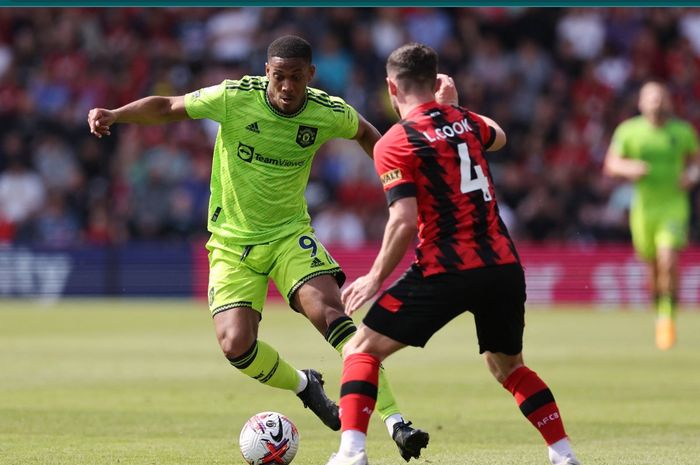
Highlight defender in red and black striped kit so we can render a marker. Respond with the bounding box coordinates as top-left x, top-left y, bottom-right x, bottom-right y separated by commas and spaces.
378, 103, 519, 276
366, 102, 525, 352
326, 43, 581, 465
